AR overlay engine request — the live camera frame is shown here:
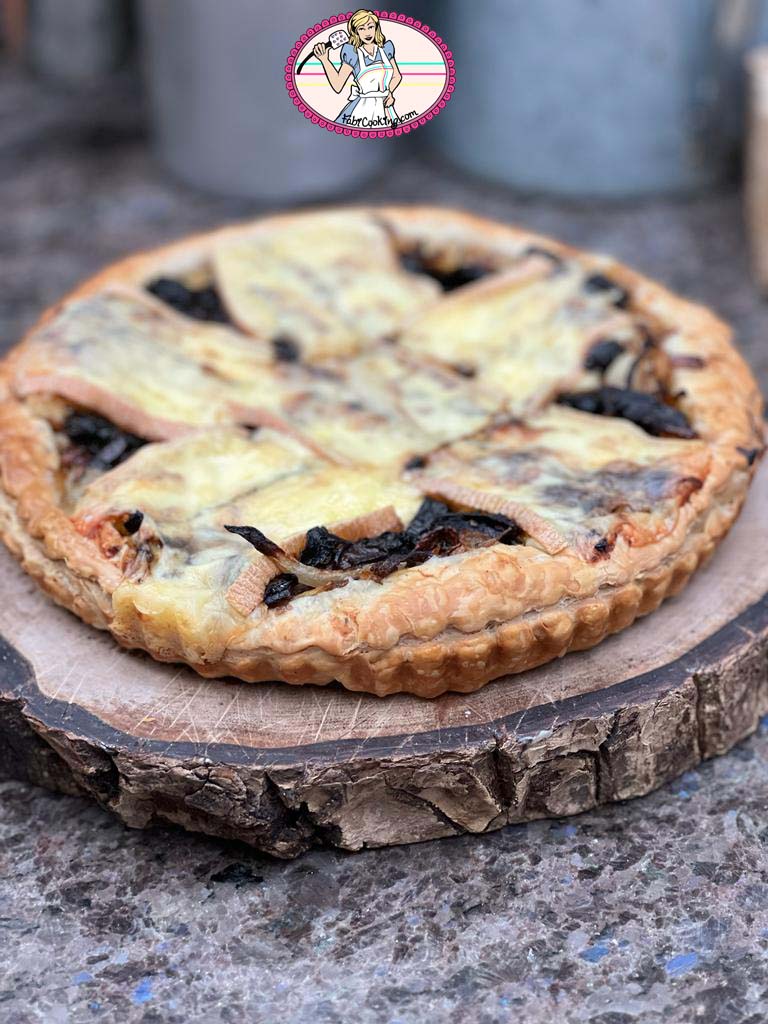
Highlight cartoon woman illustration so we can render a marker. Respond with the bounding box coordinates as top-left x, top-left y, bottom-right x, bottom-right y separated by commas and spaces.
313, 10, 402, 128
